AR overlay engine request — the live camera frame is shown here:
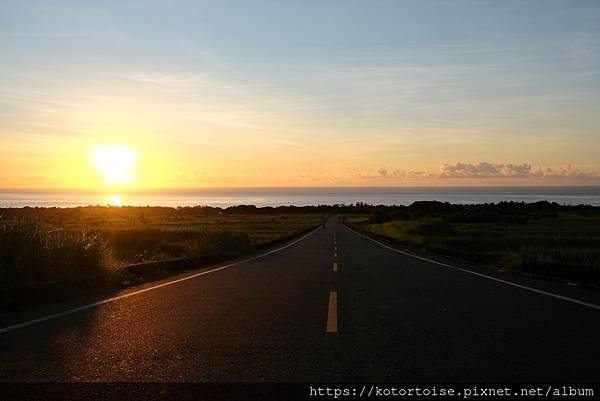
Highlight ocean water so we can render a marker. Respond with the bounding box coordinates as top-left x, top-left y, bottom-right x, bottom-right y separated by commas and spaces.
1, 187, 599, 208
